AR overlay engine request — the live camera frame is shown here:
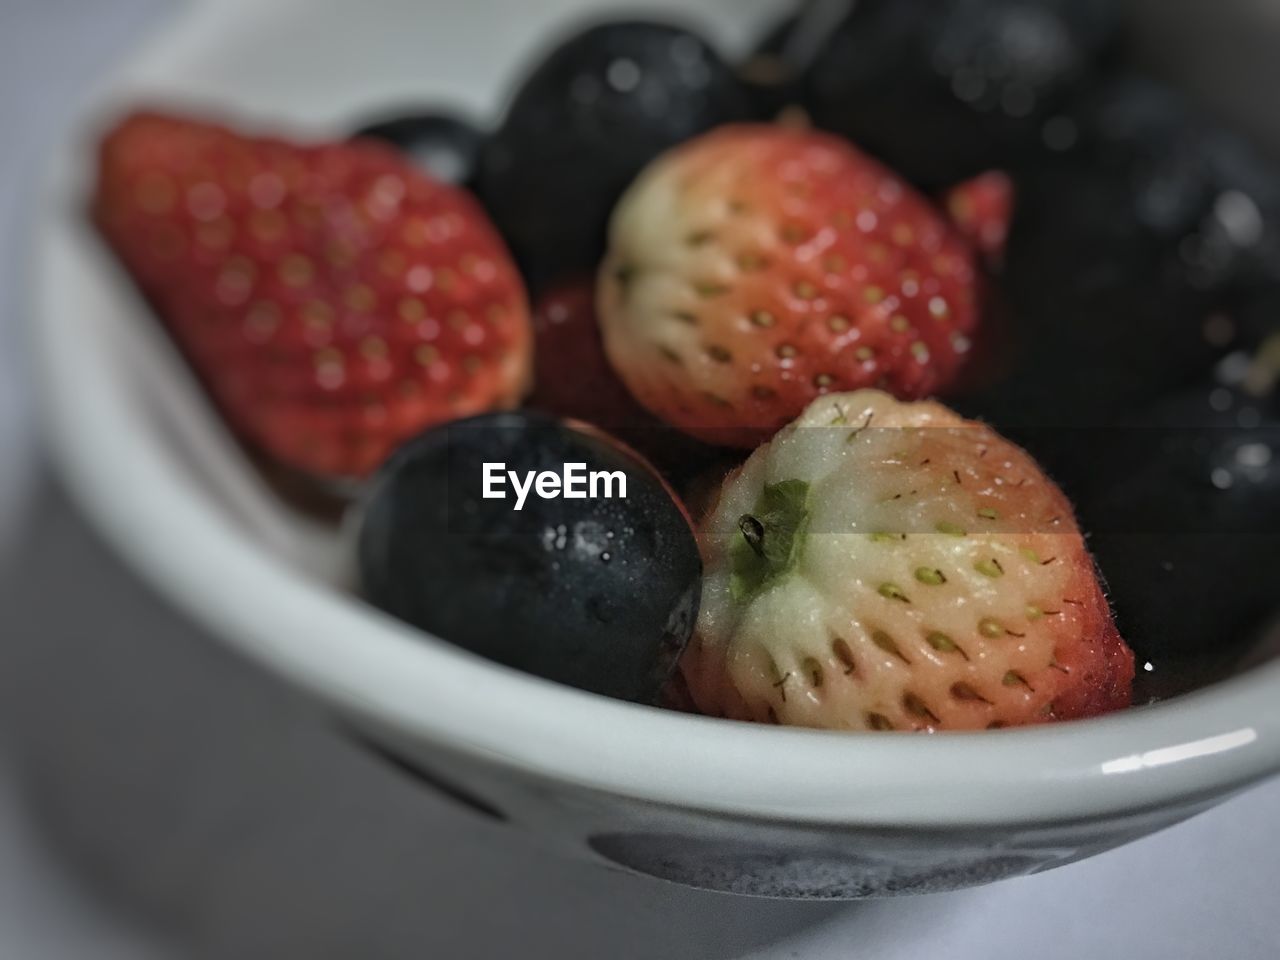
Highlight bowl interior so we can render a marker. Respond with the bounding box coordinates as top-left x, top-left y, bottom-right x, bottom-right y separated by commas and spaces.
31, 0, 1280, 826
